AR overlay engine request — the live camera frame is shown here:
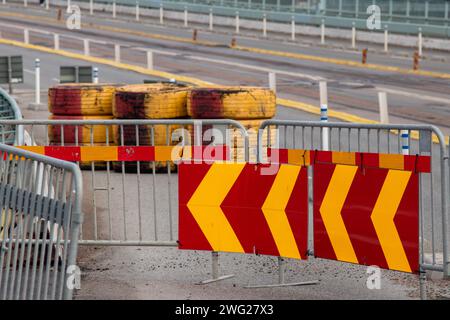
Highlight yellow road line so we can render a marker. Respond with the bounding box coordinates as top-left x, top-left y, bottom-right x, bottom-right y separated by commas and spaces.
1, 37, 447, 145
2, 10, 450, 80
